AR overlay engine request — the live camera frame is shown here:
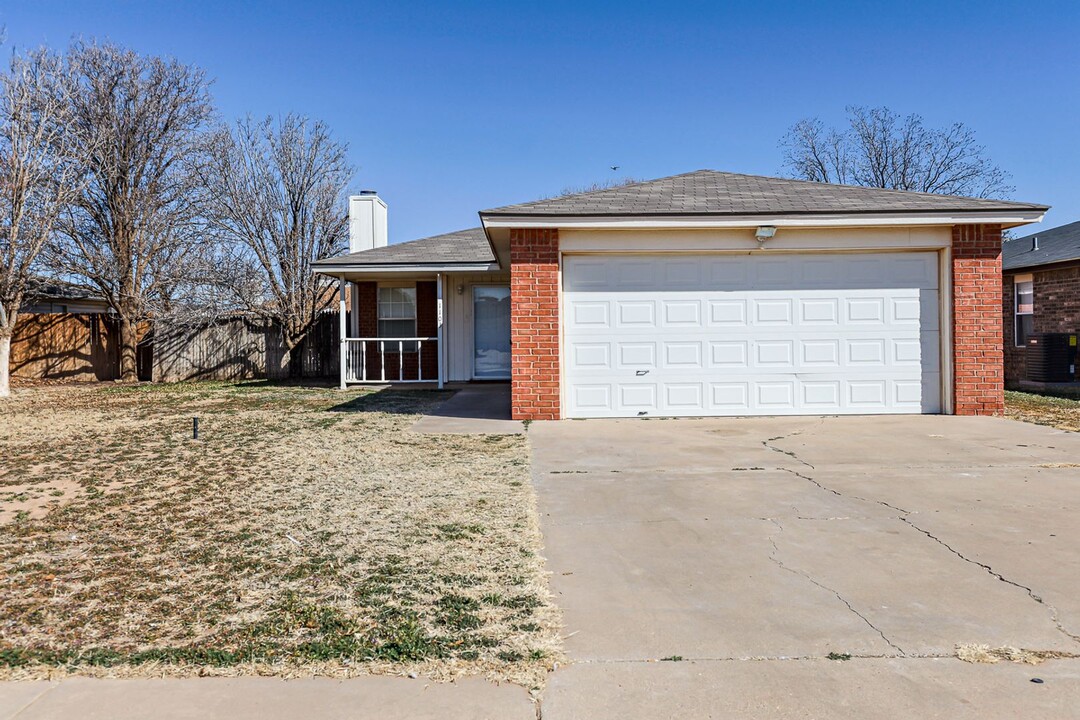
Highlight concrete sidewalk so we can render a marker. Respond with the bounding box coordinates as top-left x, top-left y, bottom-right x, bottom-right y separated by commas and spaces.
0, 676, 534, 720
410, 384, 522, 434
